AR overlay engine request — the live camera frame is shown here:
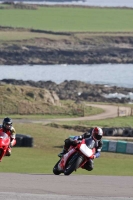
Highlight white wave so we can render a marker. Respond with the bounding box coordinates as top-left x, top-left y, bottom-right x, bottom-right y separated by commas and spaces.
103, 92, 133, 100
